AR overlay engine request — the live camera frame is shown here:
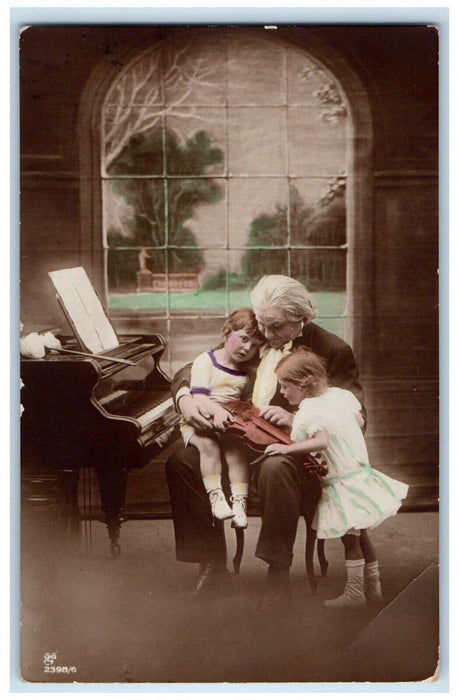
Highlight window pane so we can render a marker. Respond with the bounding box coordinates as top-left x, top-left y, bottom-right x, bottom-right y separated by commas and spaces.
288, 107, 346, 176
289, 177, 346, 247
228, 178, 288, 248
104, 111, 165, 176
287, 50, 339, 107
227, 37, 285, 105
108, 248, 167, 316
165, 110, 227, 176
163, 38, 226, 106
169, 317, 224, 377
166, 177, 226, 256
291, 248, 346, 291
228, 107, 287, 176
104, 51, 164, 107
104, 179, 166, 248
